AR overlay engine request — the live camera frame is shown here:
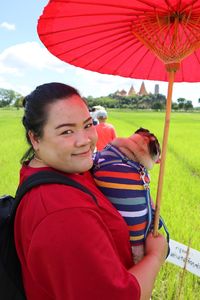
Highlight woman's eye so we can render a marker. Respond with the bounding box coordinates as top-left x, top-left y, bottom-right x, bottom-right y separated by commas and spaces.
61, 129, 73, 135
85, 122, 93, 129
